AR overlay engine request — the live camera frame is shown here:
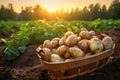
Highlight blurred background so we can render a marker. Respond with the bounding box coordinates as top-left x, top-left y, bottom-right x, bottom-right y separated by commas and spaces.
0, 0, 120, 21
